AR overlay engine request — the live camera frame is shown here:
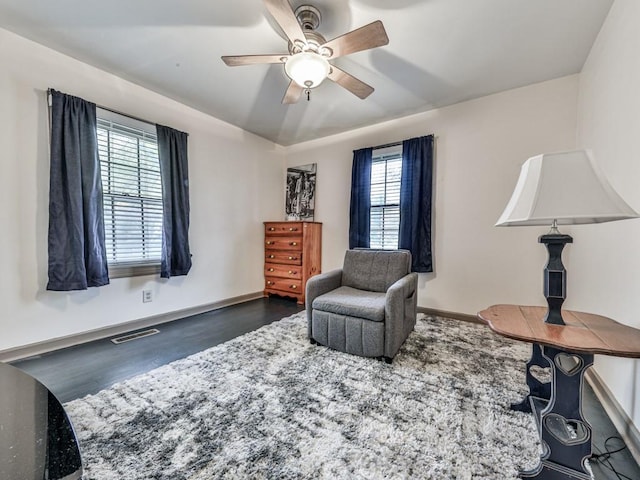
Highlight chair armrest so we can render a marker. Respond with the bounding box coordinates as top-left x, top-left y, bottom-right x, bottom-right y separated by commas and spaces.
306, 269, 343, 304
386, 272, 418, 302
384, 272, 418, 357
305, 269, 343, 337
